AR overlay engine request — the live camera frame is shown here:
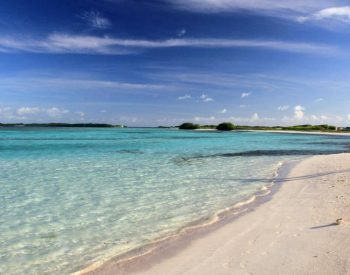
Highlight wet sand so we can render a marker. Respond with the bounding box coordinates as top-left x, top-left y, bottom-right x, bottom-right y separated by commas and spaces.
86, 153, 350, 275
